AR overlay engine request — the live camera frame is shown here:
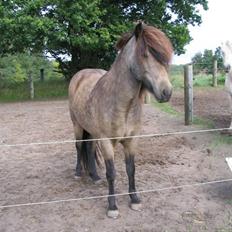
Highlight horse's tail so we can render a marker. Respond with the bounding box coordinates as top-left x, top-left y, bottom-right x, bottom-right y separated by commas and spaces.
95, 142, 104, 168
80, 131, 104, 171
80, 130, 89, 172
